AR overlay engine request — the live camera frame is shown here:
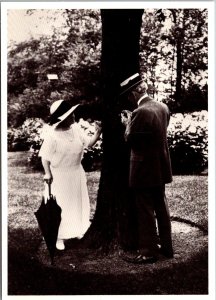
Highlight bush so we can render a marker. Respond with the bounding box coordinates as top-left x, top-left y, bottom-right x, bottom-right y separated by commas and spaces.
8, 118, 44, 152
27, 148, 44, 171
163, 84, 208, 114
7, 128, 29, 152
82, 142, 103, 171
8, 111, 208, 174
7, 129, 30, 151
168, 110, 208, 174
78, 119, 103, 172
